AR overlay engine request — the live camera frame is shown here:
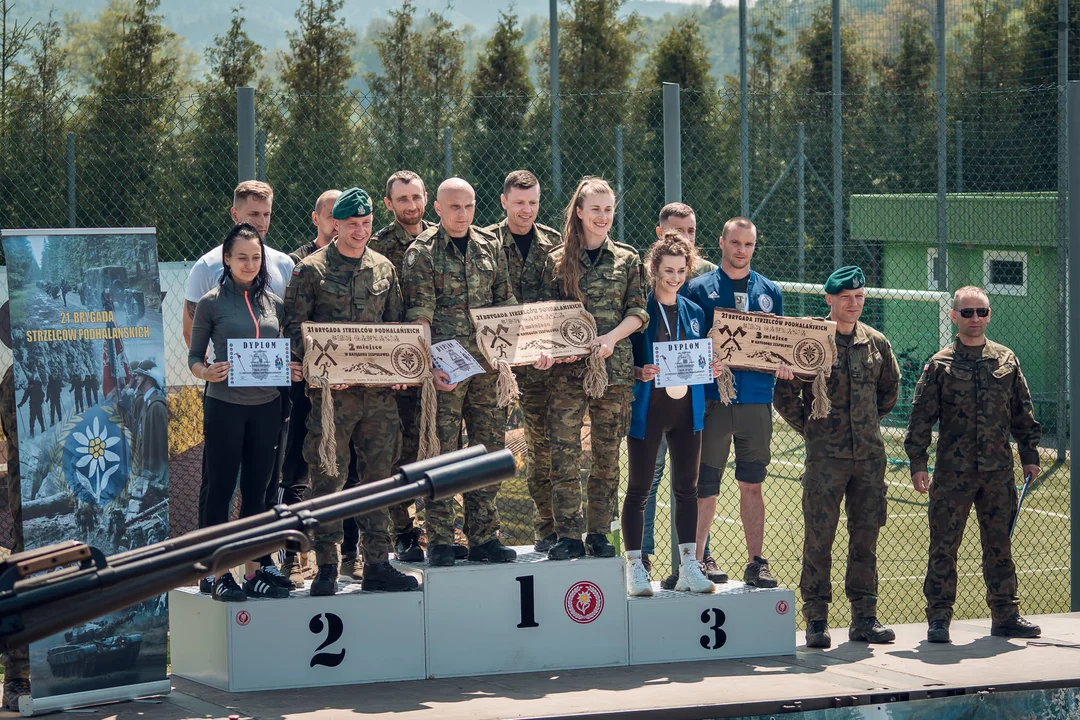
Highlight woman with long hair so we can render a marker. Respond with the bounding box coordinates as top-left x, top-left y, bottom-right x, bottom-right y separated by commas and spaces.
189, 223, 296, 601
541, 177, 649, 560
623, 231, 721, 596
